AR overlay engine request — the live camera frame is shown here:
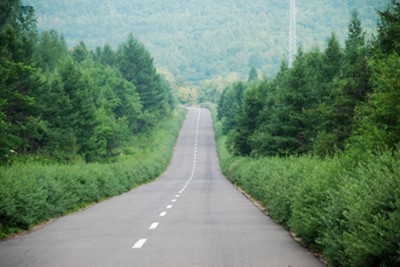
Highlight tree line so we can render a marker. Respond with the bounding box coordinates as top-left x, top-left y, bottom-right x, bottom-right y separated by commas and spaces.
215, 2, 400, 265
218, 2, 400, 158
0, 0, 175, 164
28, 0, 388, 84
